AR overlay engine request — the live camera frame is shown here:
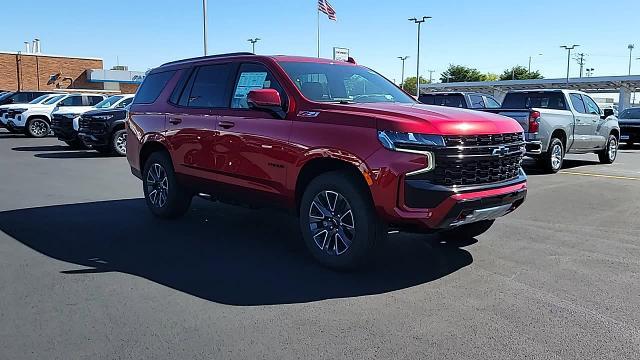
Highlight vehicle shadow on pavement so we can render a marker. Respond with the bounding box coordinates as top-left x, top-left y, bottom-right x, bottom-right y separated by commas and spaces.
0, 198, 474, 306
12, 145, 74, 152
33, 151, 116, 159
522, 158, 600, 175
